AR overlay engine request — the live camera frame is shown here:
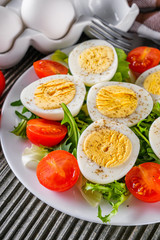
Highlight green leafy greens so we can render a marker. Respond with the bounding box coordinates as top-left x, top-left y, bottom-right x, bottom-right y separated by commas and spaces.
84, 181, 129, 223
51, 49, 68, 64
131, 102, 160, 165
11, 100, 39, 138
61, 103, 80, 157
11, 101, 81, 157
111, 48, 130, 82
